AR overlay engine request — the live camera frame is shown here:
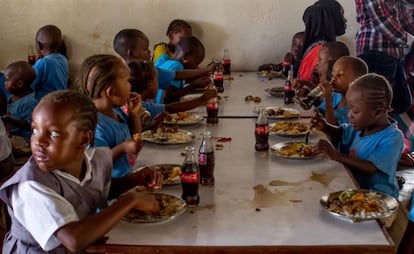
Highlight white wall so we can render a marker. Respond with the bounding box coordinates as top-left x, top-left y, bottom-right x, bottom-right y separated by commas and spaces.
0, 0, 357, 75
